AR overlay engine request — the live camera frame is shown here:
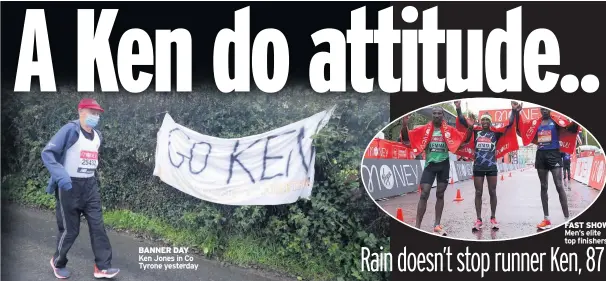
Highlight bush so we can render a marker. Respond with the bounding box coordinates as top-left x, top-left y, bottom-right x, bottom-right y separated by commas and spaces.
1, 84, 391, 281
